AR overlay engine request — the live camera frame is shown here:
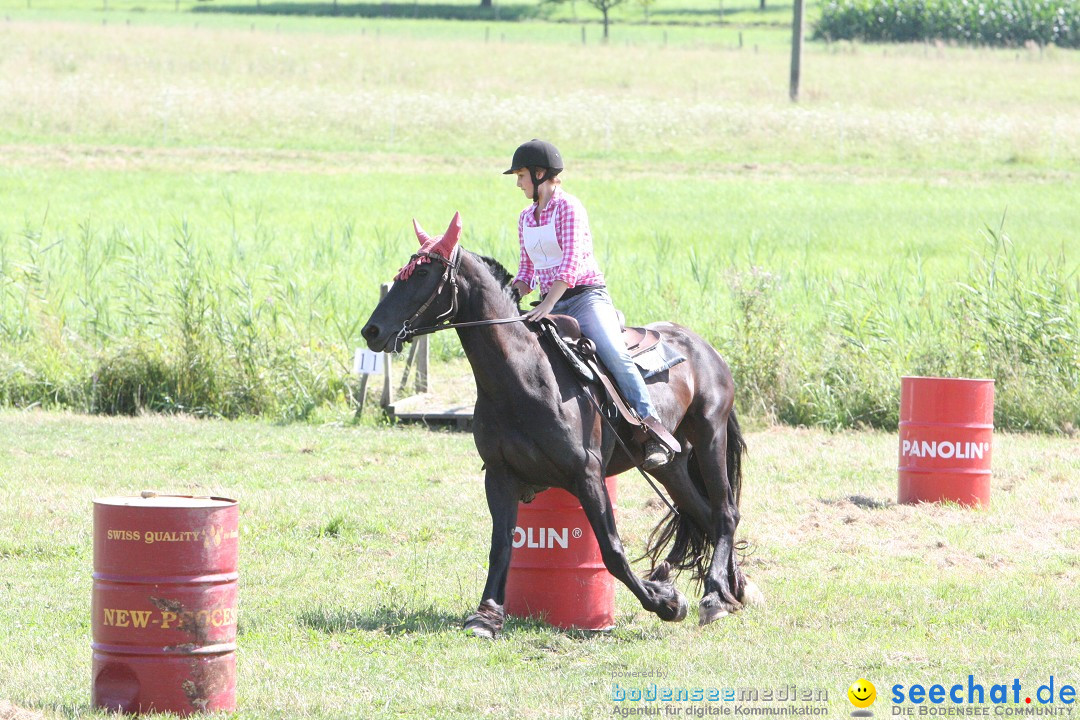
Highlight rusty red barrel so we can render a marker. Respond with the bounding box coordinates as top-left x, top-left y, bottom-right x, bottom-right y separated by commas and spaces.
898, 377, 994, 507
505, 477, 616, 630
92, 494, 239, 715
